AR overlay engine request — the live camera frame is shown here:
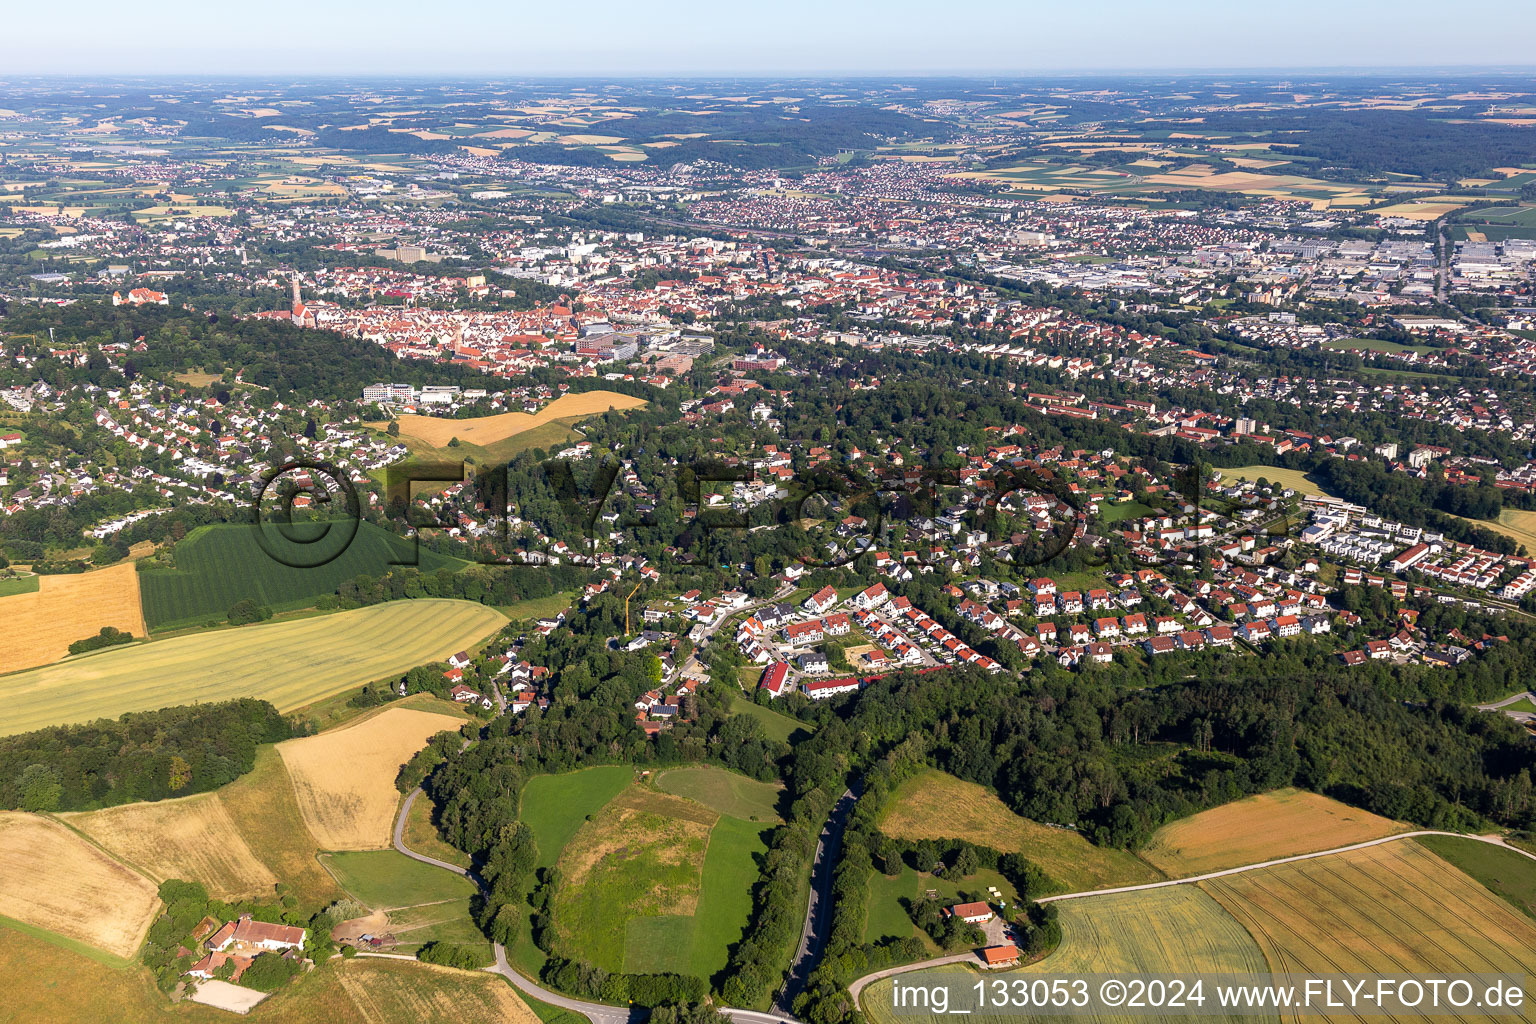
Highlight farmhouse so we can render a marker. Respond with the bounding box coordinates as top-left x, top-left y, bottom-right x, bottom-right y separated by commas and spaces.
209, 914, 306, 954
943, 901, 994, 924
448, 683, 493, 709
185, 951, 253, 982
980, 945, 1020, 969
